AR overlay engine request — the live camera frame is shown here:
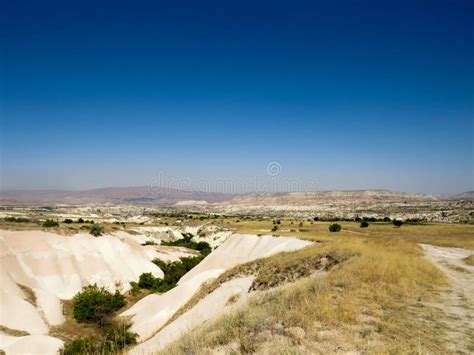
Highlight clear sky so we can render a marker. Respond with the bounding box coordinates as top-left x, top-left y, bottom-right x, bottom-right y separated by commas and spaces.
1, 0, 473, 194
